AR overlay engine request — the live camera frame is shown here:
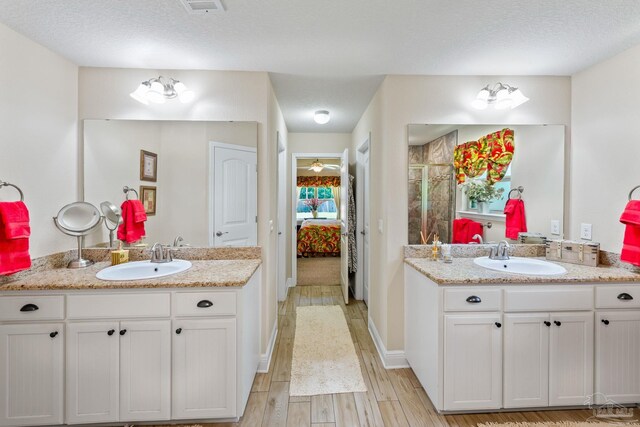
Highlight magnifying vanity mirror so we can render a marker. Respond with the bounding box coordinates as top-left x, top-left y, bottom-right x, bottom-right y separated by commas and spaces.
53, 201, 103, 268
407, 124, 565, 245
100, 201, 122, 248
